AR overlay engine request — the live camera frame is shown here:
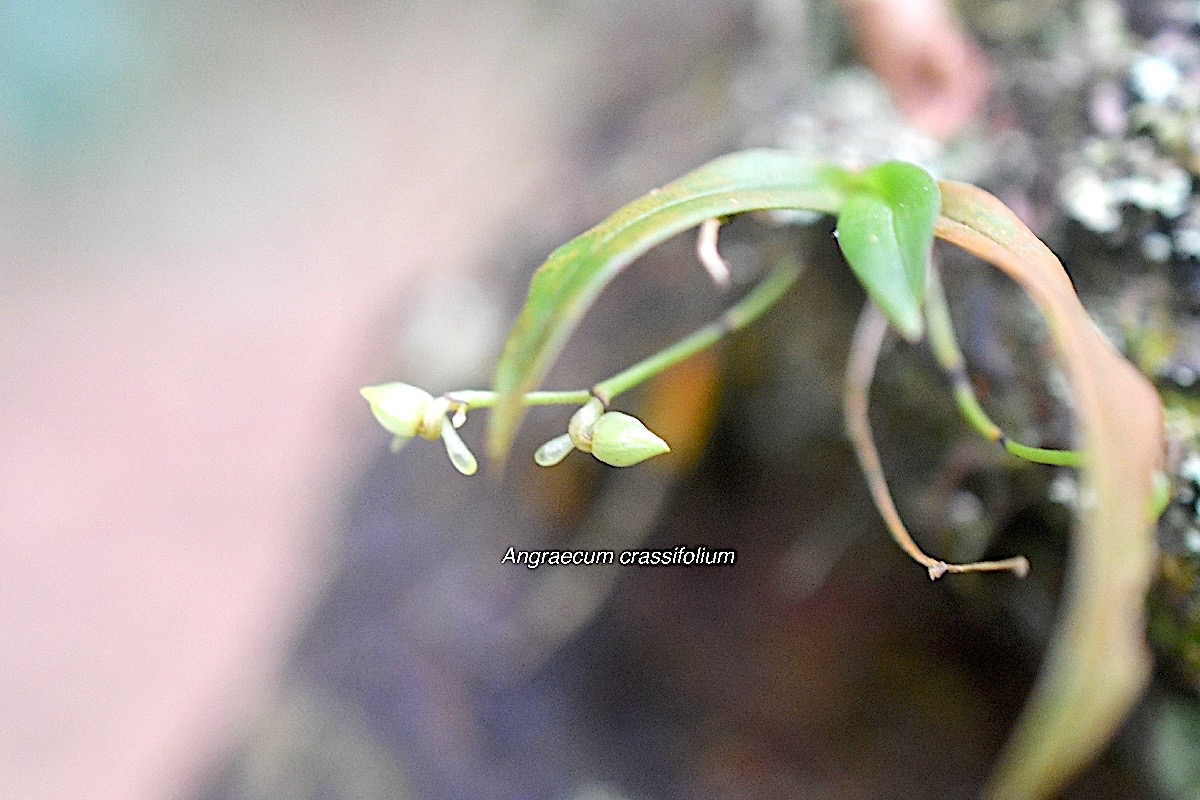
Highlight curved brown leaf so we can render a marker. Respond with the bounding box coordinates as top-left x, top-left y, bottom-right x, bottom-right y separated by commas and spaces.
936, 182, 1164, 800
